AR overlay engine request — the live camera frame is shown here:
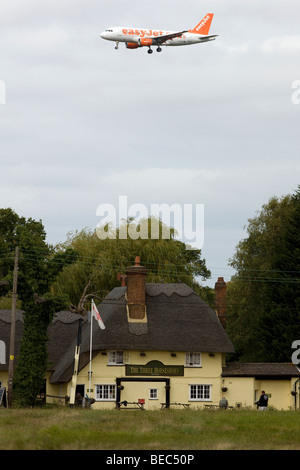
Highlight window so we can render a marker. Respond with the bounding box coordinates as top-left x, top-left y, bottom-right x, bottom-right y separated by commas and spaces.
185, 352, 201, 367
0, 340, 5, 365
95, 384, 116, 401
108, 351, 124, 365
149, 388, 158, 400
189, 384, 211, 401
